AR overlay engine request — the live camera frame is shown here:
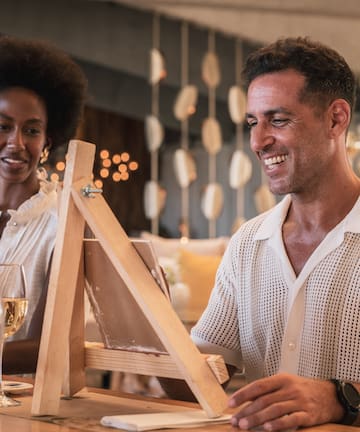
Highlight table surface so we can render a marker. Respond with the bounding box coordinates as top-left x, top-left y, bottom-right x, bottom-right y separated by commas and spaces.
0, 384, 358, 432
